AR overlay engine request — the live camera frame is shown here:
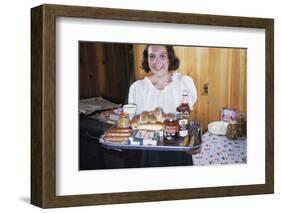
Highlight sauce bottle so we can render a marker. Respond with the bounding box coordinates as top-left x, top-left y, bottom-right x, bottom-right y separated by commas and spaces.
176, 90, 190, 137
